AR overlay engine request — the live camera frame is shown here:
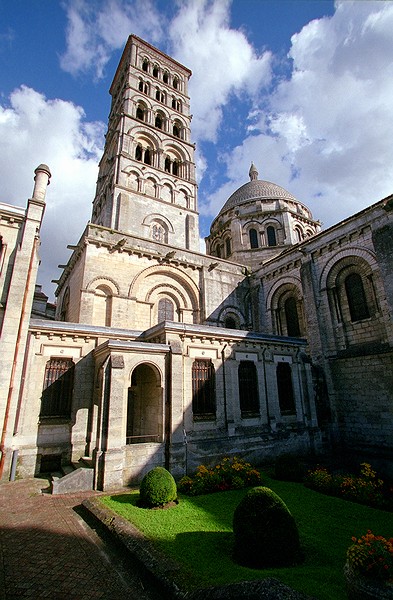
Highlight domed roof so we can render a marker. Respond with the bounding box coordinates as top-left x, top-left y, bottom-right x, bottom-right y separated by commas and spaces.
218, 162, 298, 215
